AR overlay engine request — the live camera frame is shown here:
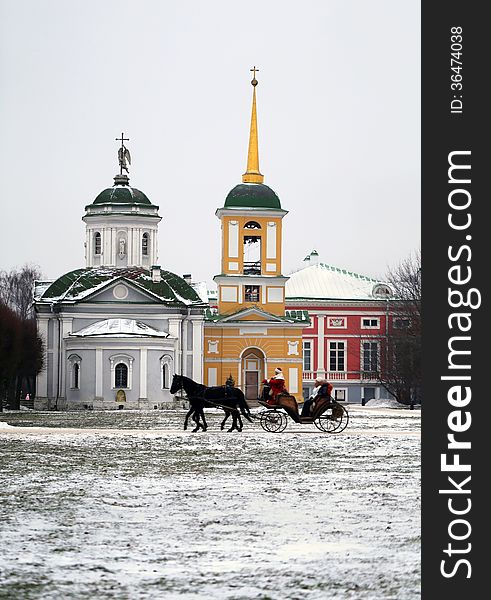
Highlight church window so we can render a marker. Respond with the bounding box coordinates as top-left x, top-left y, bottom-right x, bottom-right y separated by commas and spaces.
73, 363, 80, 389
244, 221, 261, 229
142, 233, 149, 256
160, 355, 172, 390
68, 355, 82, 389
162, 363, 169, 389
244, 285, 260, 302
115, 363, 128, 388
94, 232, 102, 255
